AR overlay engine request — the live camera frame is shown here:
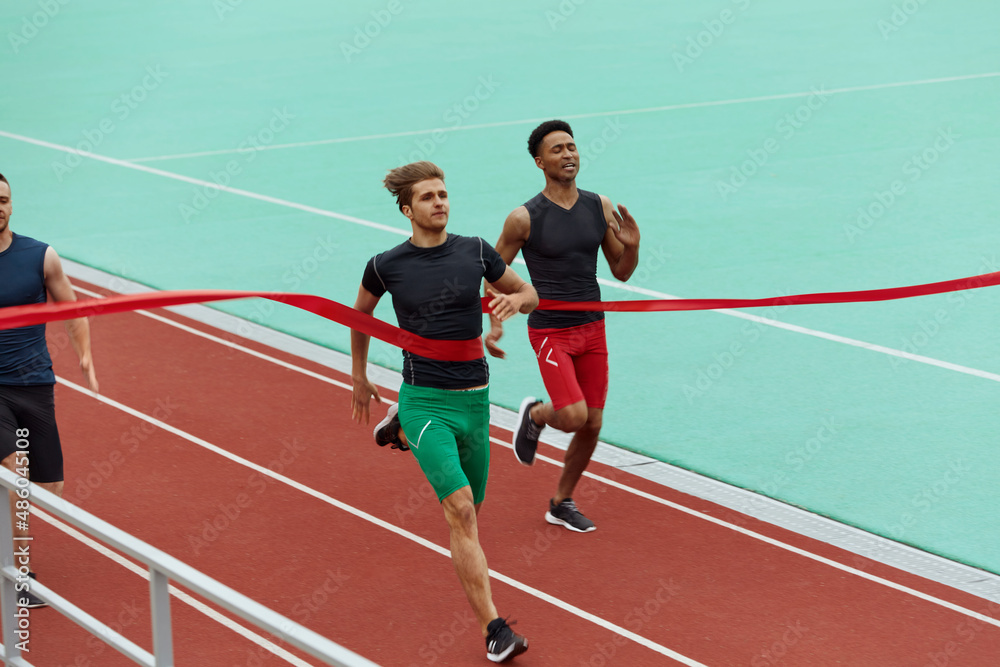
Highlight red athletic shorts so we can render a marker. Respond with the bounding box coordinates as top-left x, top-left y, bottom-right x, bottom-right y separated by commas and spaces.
527, 320, 609, 411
